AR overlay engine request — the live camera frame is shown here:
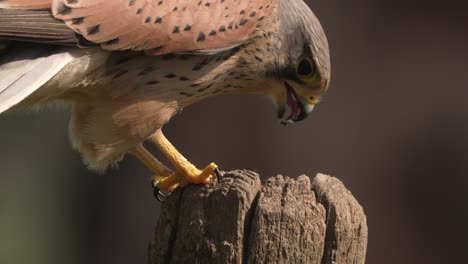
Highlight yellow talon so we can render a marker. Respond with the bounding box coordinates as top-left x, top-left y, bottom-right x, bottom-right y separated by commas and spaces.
156, 162, 218, 193
130, 130, 219, 195
199, 162, 218, 183
182, 162, 218, 183
155, 174, 183, 193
